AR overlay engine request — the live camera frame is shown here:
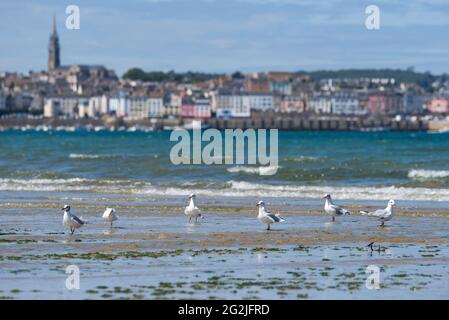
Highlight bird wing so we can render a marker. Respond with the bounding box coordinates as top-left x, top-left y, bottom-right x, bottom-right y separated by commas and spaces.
361, 209, 386, 217
330, 204, 350, 215
70, 214, 85, 225
266, 212, 285, 222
